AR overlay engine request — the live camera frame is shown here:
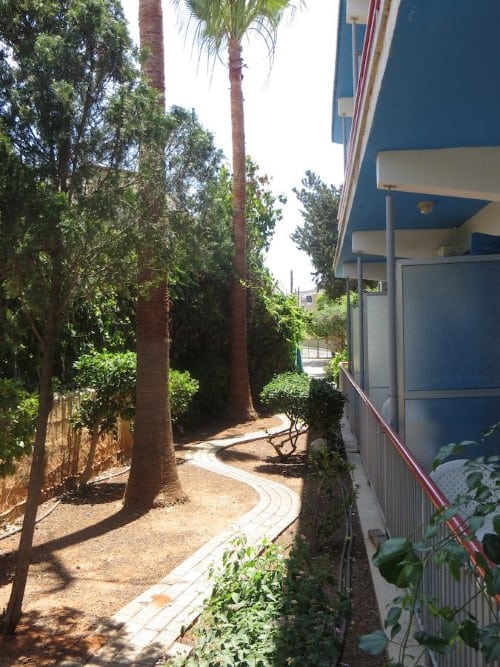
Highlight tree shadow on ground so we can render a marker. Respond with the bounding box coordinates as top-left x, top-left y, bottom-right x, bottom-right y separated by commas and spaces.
0, 606, 120, 665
